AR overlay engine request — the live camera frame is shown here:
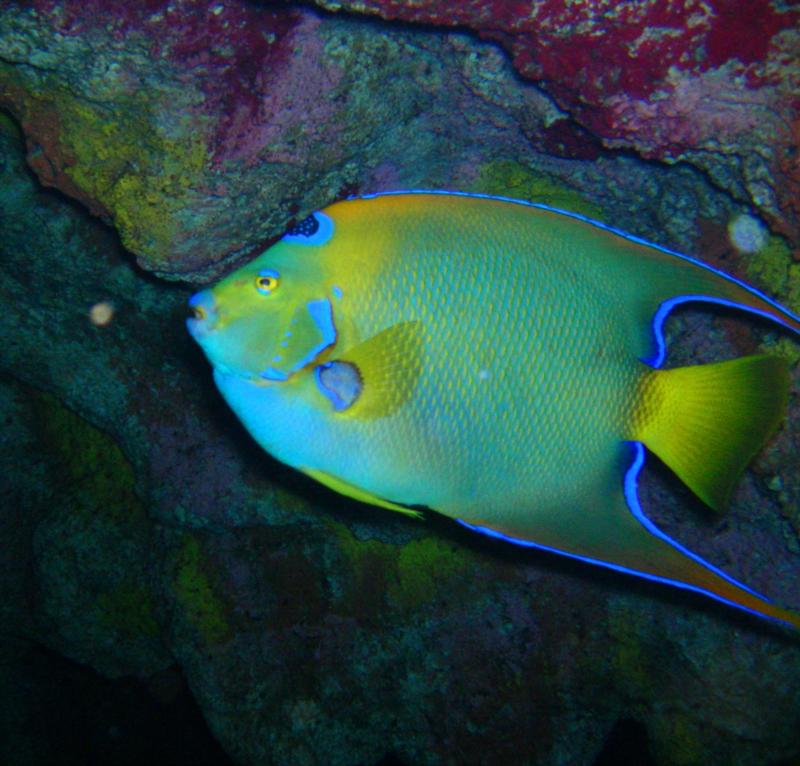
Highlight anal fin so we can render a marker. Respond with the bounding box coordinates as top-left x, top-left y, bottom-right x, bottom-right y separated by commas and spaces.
459, 442, 800, 631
